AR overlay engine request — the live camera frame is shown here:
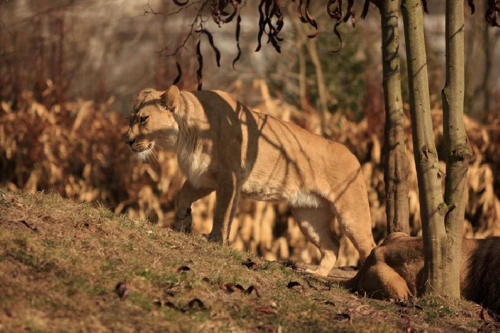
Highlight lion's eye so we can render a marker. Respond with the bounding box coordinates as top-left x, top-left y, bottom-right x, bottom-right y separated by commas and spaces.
140, 115, 149, 123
